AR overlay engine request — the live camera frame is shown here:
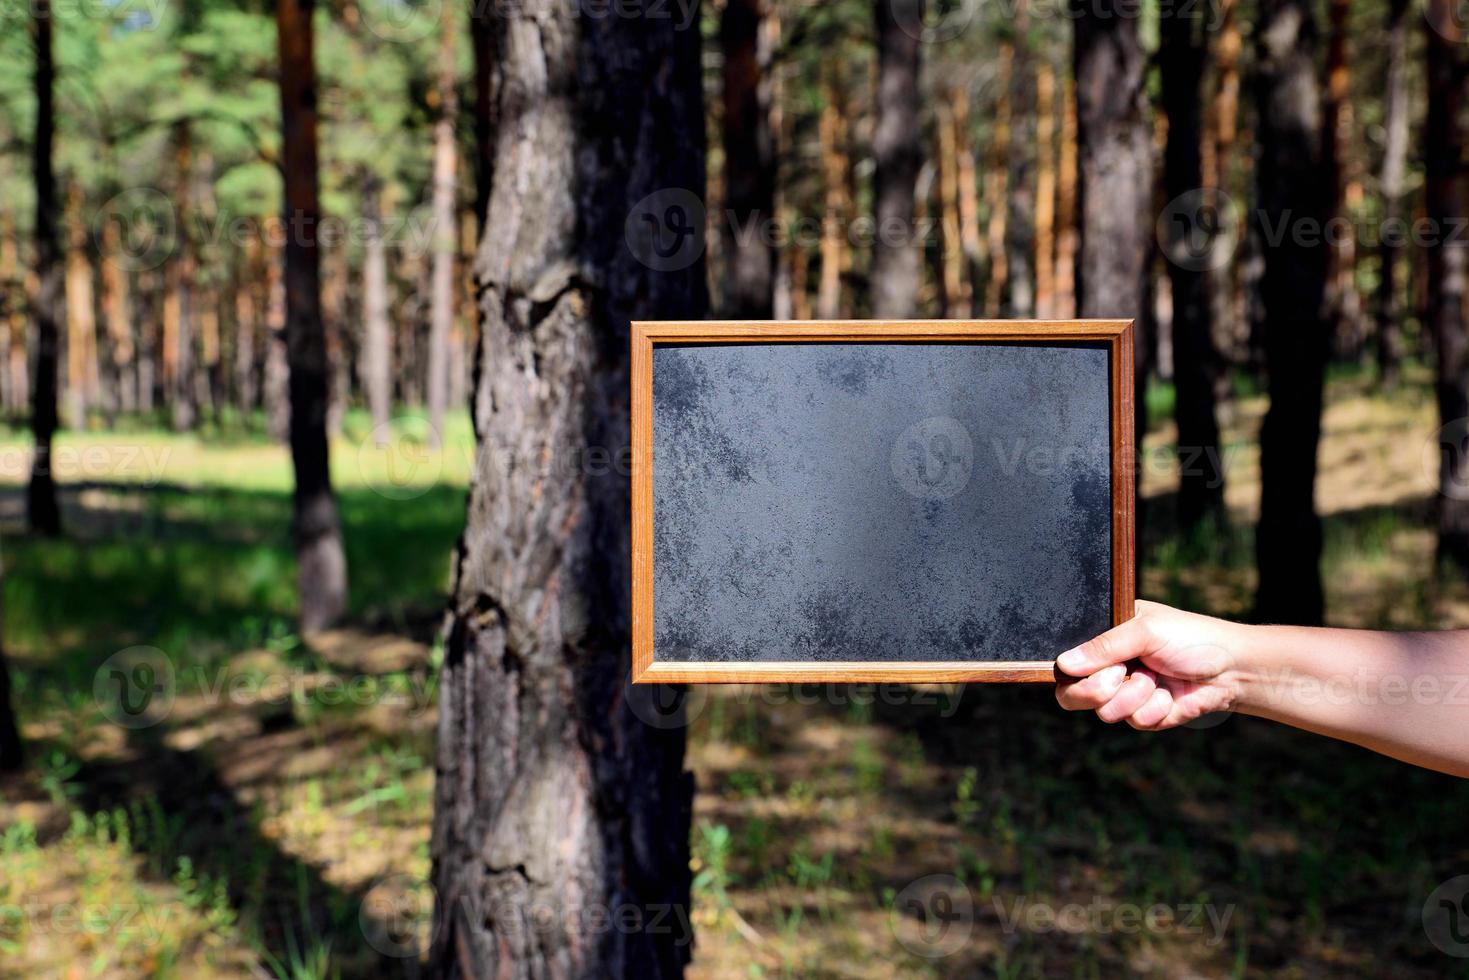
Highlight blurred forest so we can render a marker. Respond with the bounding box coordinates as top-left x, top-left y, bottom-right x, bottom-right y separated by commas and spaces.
2, 0, 1469, 975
